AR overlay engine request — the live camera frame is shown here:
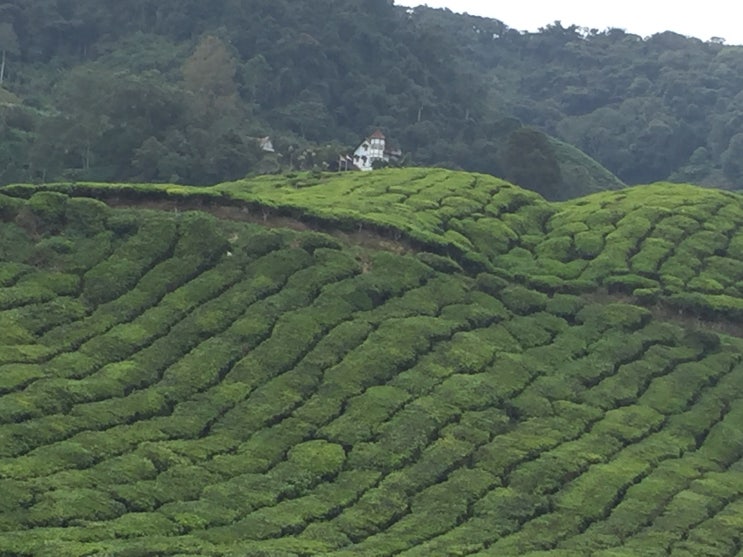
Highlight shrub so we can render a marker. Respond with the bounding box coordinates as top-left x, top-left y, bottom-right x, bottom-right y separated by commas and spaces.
556, 458, 649, 520
687, 276, 725, 294
0, 284, 56, 311
660, 254, 700, 284
500, 285, 548, 315
535, 236, 573, 262
330, 484, 409, 540
605, 274, 660, 295
630, 237, 674, 277
633, 287, 661, 305
416, 252, 463, 273
82, 258, 143, 307
105, 512, 180, 539
685, 229, 728, 257
560, 278, 598, 293
321, 385, 409, 445
705, 256, 743, 283
28, 191, 68, 232
573, 230, 605, 259
29, 237, 75, 267
65, 197, 110, 235
577, 303, 651, 332
473, 487, 548, 531
451, 218, 517, 258
106, 212, 140, 236
546, 294, 586, 319
0, 193, 24, 221
532, 258, 587, 280
17, 271, 80, 296
523, 274, 566, 294
476, 272, 509, 296
0, 221, 35, 261
285, 440, 346, 482
27, 488, 126, 526
504, 315, 554, 348
174, 213, 228, 259
592, 405, 665, 443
